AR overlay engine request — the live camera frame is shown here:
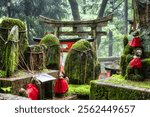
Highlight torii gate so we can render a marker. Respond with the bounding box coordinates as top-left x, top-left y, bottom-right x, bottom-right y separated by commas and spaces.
39, 15, 112, 51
